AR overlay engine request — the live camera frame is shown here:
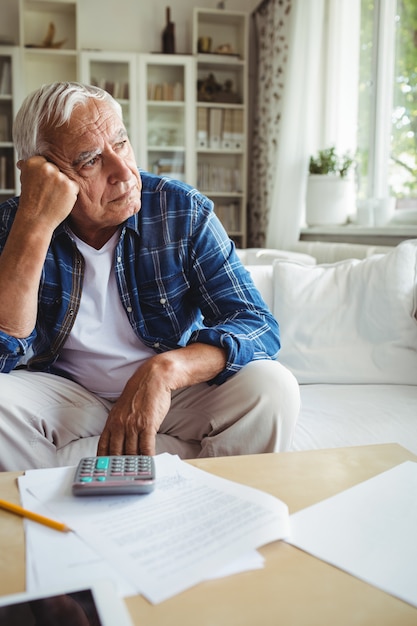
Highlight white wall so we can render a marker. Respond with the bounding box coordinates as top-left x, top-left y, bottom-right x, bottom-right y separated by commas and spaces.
0, 0, 259, 53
